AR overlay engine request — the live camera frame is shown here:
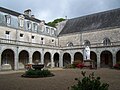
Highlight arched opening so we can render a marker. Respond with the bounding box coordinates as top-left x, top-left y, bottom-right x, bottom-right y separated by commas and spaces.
54, 53, 59, 67
19, 50, 29, 69
74, 52, 83, 62
1, 49, 14, 70
100, 50, 113, 68
32, 51, 41, 64
84, 40, 90, 46
63, 53, 71, 67
67, 42, 73, 47
44, 52, 51, 67
103, 38, 111, 46
116, 50, 120, 63
90, 51, 97, 68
